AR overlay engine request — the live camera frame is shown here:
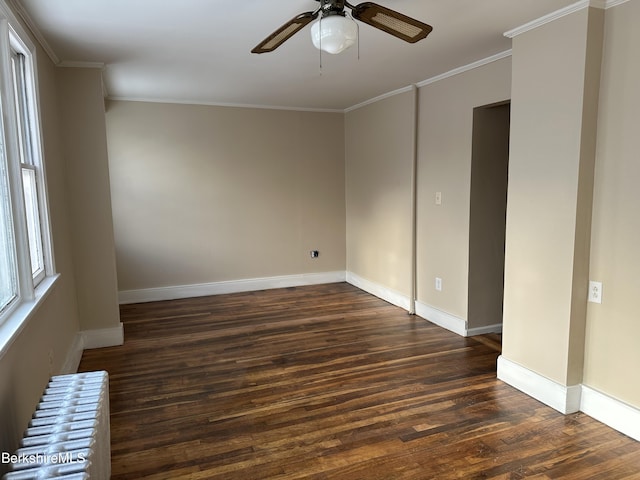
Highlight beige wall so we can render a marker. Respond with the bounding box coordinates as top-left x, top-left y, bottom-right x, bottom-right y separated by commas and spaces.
502, 7, 603, 386
584, 0, 640, 406
55, 68, 120, 331
417, 58, 512, 320
0, 43, 81, 464
105, 101, 346, 291
345, 91, 415, 296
